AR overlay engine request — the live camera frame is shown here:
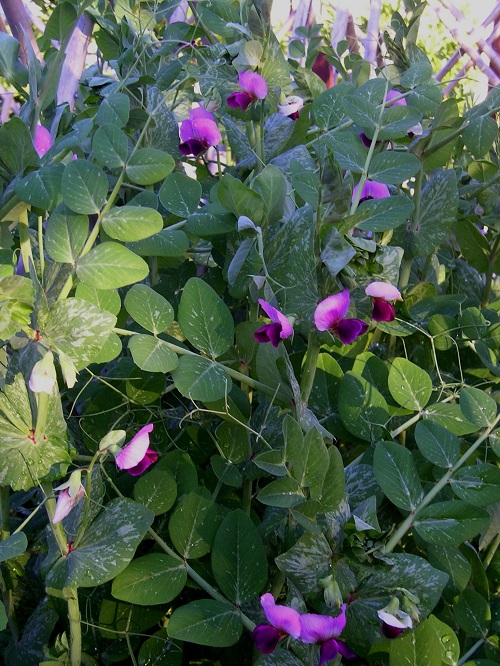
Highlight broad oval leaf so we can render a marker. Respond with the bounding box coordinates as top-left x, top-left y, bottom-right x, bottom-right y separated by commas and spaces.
126, 148, 175, 185
349, 195, 414, 232
159, 172, 201, 216
76, 242, 149, 289
368, 152, 421, 185
257, 478, 305, 508
450, 464, 500, 506
338, 372, 389, 441
414, 501, 490, 546
414, 420, 460, 468
45, 204, 88, 263
388, 358, 432, 411
101, 206, 163, 242
168, 488, 220, 559
96, 92, 130, 127
171, 355, 232, 402
112, 553, 187, 605
126, 228, 189, 257
453, 588, 491, 638
167, 600, 242, 647
15, 163, 64, 210
0, 532, 28, 562
61, 159, 108, 214
133, 468, 177, 515
460, 386, 497, 428
124, 284, 174, 334
373, 441, 424, 511
128, 335, 178, 373
92, 124, 128, 168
